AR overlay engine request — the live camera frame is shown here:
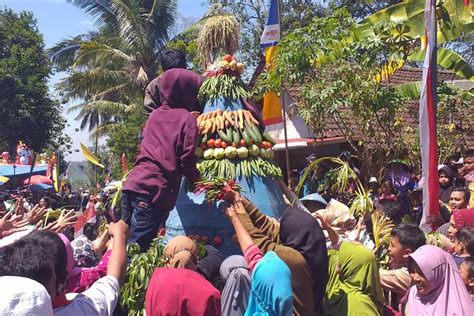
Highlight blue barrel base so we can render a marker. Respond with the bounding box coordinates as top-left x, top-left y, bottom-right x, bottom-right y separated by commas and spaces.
165, 176, 286, 257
